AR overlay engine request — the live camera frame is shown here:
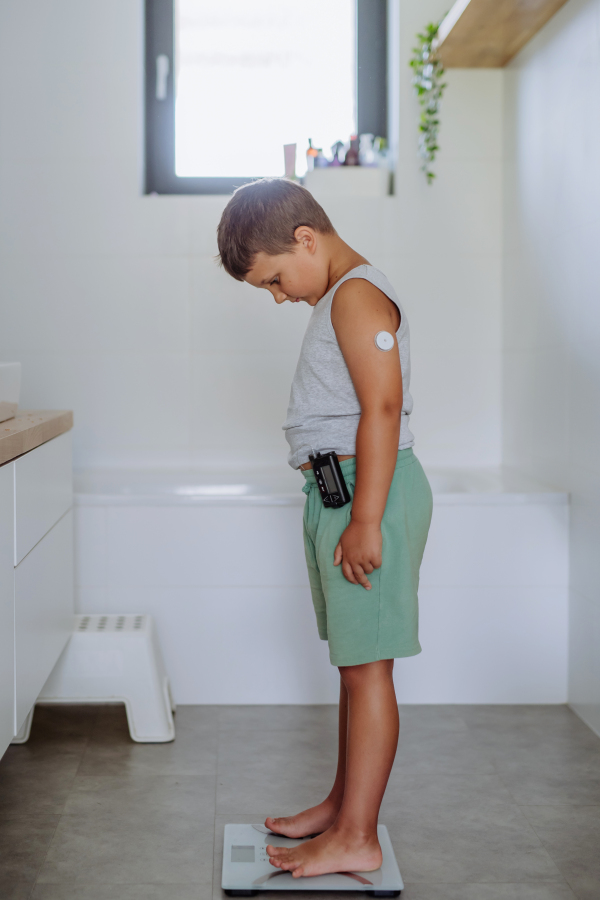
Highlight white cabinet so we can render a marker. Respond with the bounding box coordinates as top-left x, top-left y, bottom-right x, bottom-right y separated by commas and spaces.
15, 510, 74, 732
14, 430, 73, 565
0, 430, 74, 758
0, 463, 14, 753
